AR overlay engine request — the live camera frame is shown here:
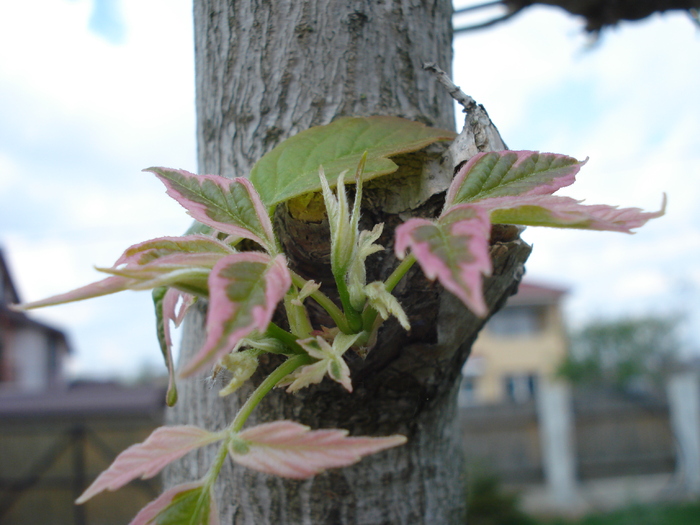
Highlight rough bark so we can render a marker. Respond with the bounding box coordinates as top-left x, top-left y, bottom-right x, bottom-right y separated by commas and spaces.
165, 1, 531, 524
